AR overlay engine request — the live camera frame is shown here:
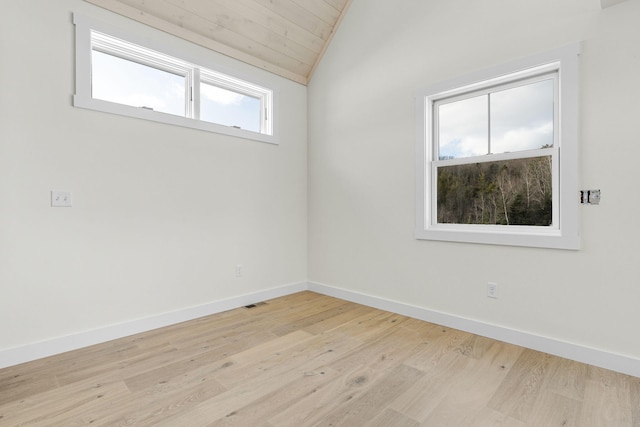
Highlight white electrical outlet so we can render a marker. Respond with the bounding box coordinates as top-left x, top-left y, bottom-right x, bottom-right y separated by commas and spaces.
235, 265, 243, 277
51, 191, 72, 207
487, 282, 499, 299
